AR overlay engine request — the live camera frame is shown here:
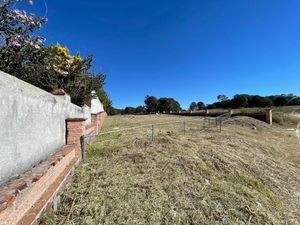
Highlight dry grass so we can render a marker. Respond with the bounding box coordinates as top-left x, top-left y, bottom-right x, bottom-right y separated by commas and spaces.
273, 112, 300, 127
233, 106, 300, 127
41, 115, 300, 225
